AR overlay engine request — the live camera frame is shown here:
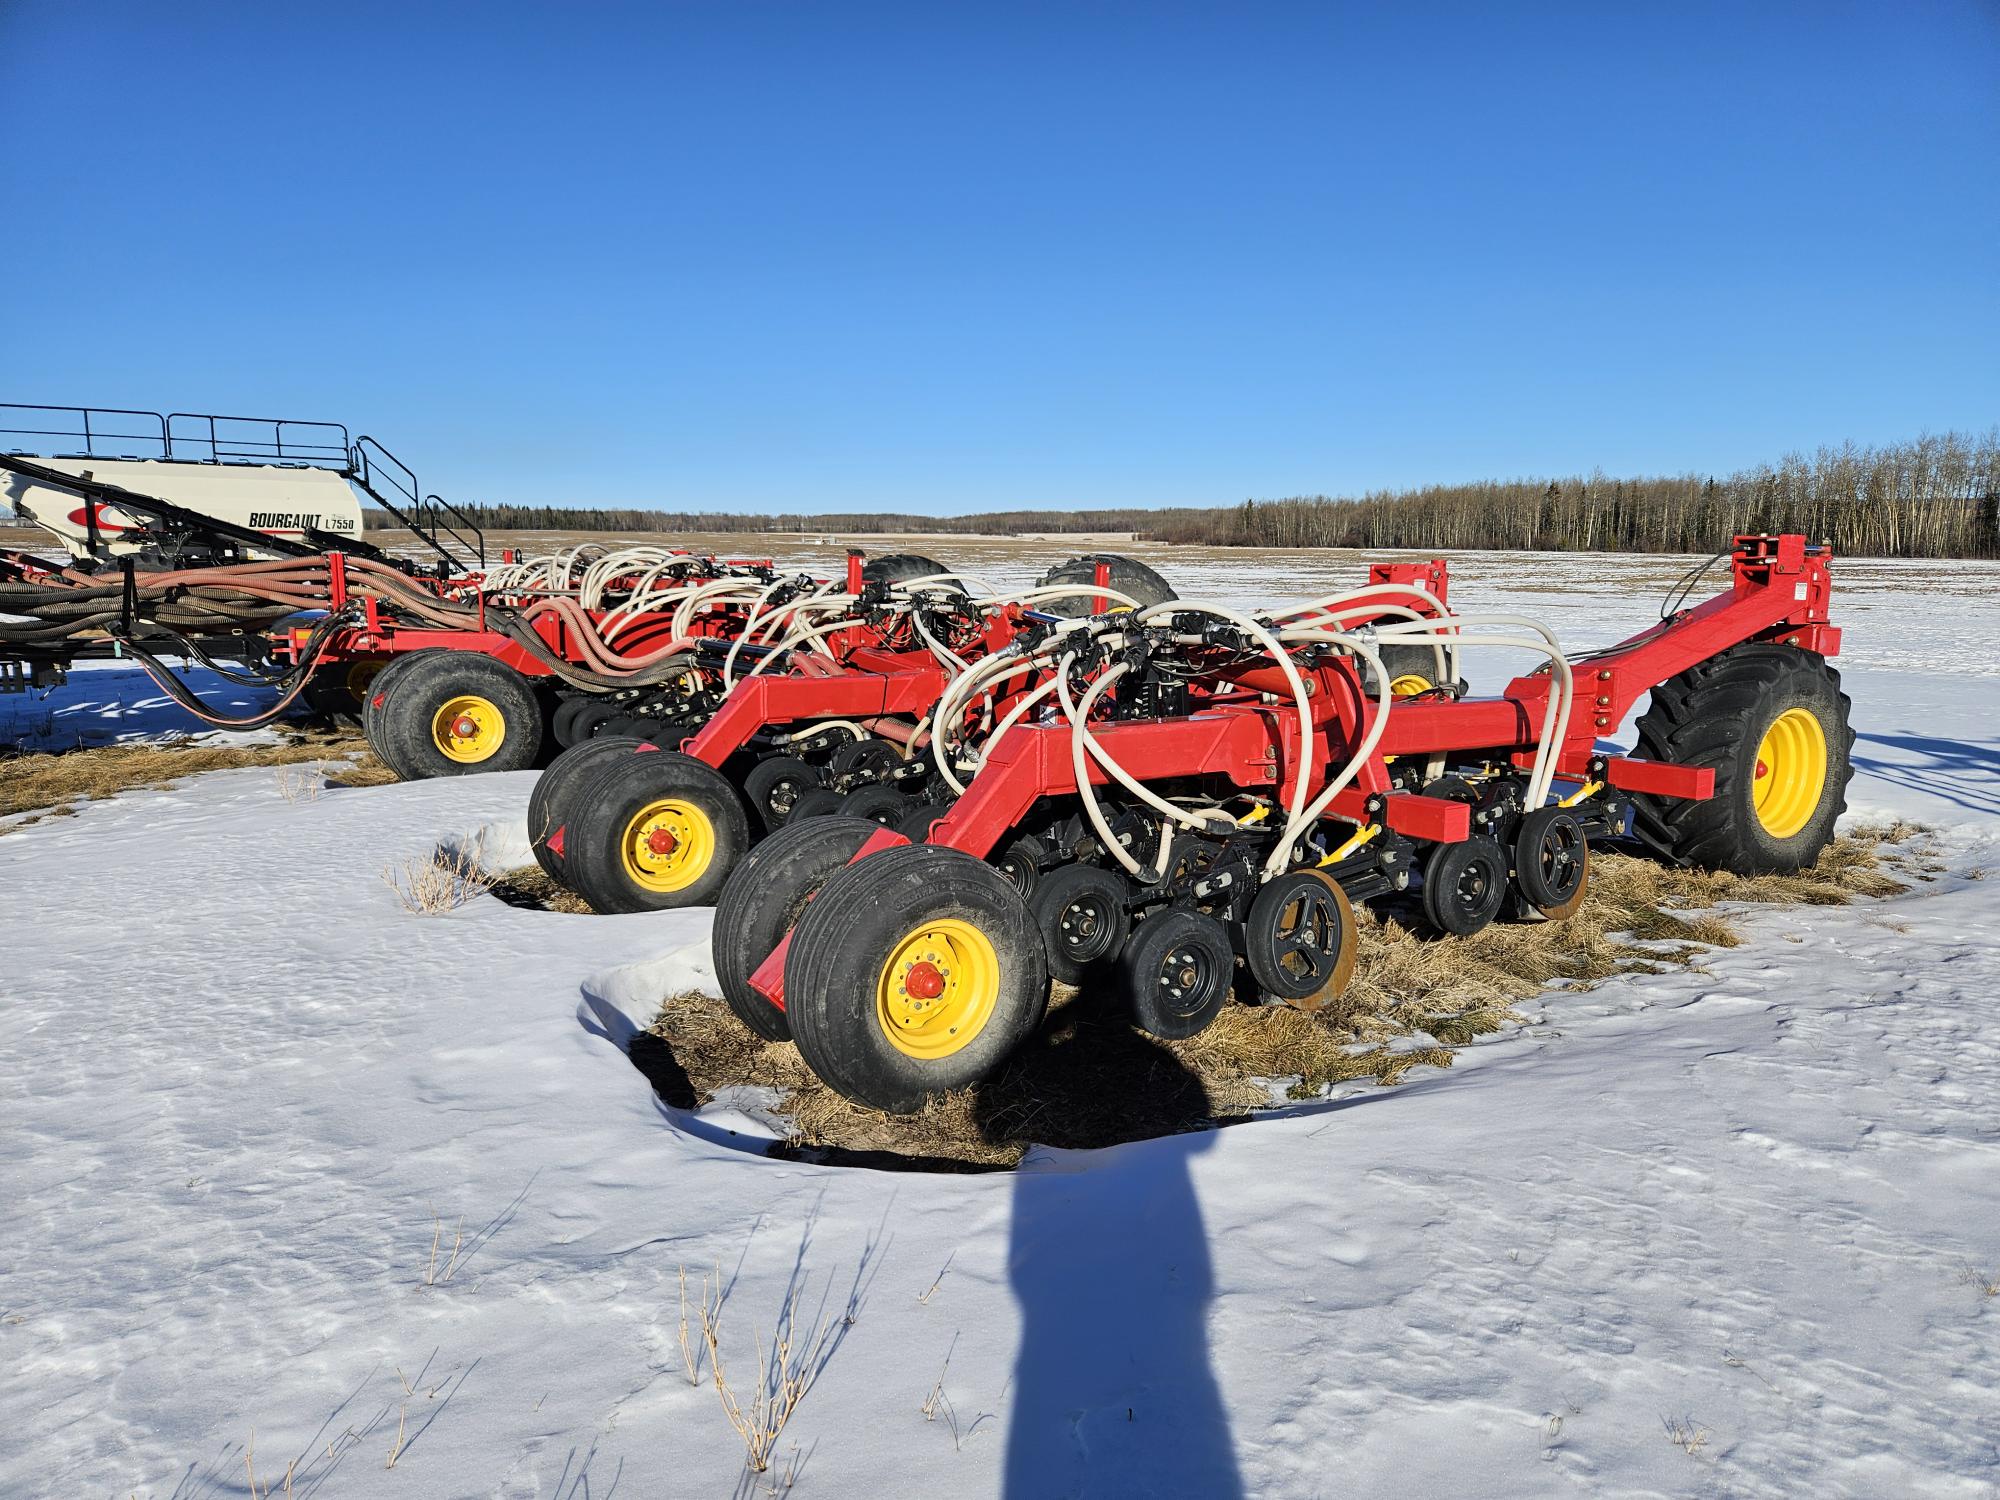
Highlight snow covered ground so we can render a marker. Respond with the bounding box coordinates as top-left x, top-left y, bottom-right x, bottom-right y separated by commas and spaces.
1, 658, 286, 754
3, 549, 1997, 1498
